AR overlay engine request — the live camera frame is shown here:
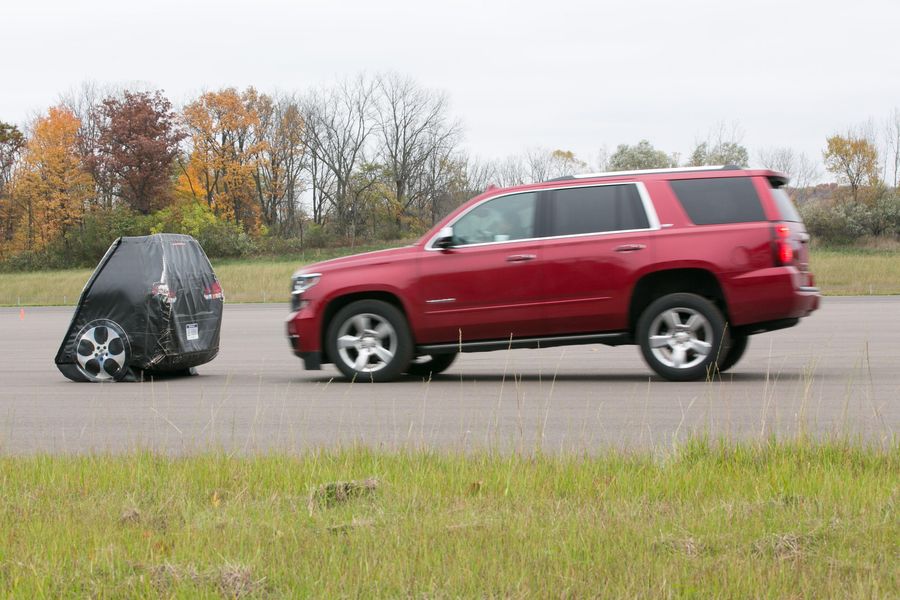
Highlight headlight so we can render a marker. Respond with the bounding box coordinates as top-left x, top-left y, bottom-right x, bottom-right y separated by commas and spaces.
291, 273, 321, 295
